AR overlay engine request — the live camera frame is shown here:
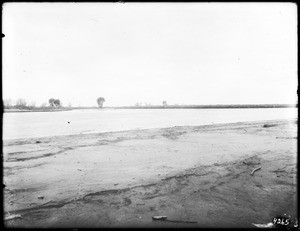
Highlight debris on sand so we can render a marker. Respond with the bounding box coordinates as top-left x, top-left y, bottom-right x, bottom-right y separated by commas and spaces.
152, 216, 167, 220
152, 216, 197, 223
5, 214, 22, 221
38, 196, 44, 199
242, 156, 261, 166
263, 124, 277, 128
165, 219, 197, 224
252, 222, 274, 228
251, 166, 262, 175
